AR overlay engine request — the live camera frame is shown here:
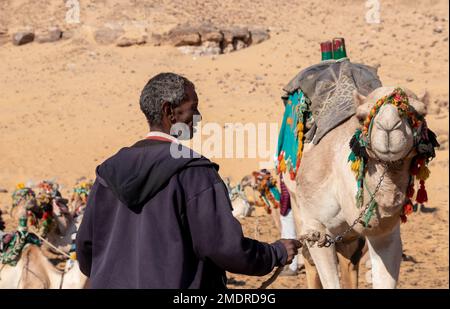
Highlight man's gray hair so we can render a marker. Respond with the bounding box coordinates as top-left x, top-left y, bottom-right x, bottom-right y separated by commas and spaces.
139, 73, 193, 126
